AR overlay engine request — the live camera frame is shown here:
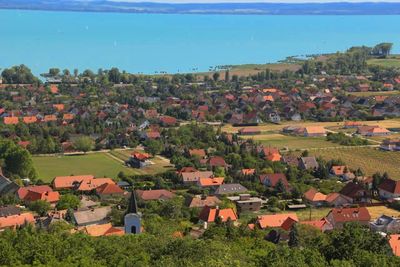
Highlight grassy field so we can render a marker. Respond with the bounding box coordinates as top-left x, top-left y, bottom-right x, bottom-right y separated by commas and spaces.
33, 150, 174, 183
33, 153, 138, 182
309, 147, 400, 178
367, 55, 400, 68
